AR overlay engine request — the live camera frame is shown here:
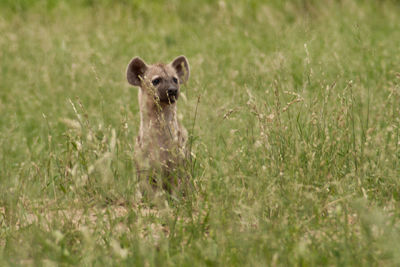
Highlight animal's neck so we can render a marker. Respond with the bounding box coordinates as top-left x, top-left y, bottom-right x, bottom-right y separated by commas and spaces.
139, 91, 177, 129
141, 104, 176, 127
